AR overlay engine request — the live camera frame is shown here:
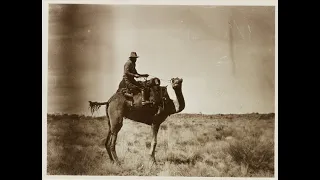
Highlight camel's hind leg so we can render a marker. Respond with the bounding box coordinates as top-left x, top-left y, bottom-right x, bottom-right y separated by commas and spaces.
105, 120, 113, 162
109, 131, 120, 165
108, 114, 123, 165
